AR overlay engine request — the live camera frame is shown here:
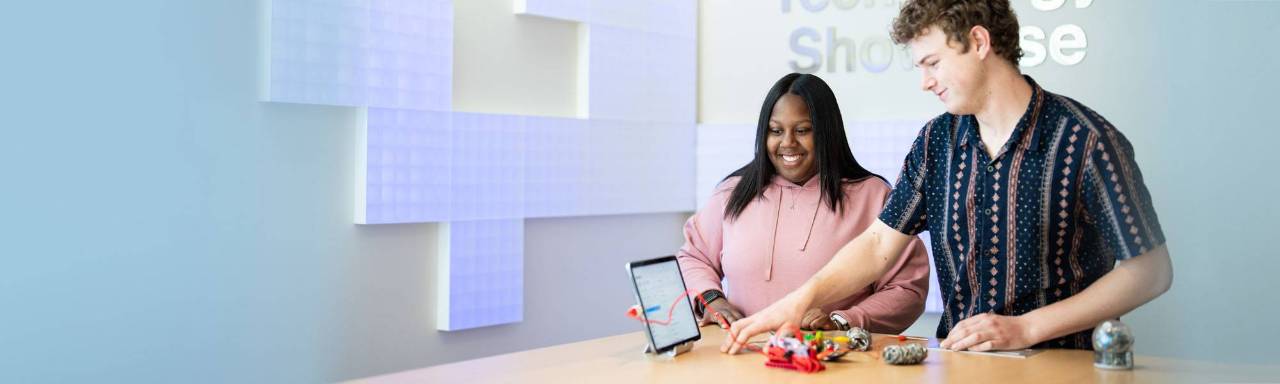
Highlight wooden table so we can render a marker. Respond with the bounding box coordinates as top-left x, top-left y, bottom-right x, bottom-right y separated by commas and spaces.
344, 326, 1280, 383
